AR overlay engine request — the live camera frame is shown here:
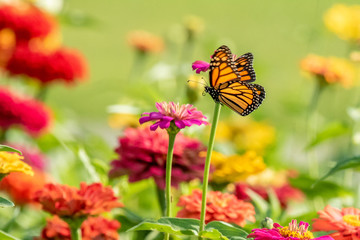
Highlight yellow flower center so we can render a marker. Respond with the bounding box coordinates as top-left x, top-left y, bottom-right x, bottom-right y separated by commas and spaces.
343, 215, 360, 227
279, 226, 314, 239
